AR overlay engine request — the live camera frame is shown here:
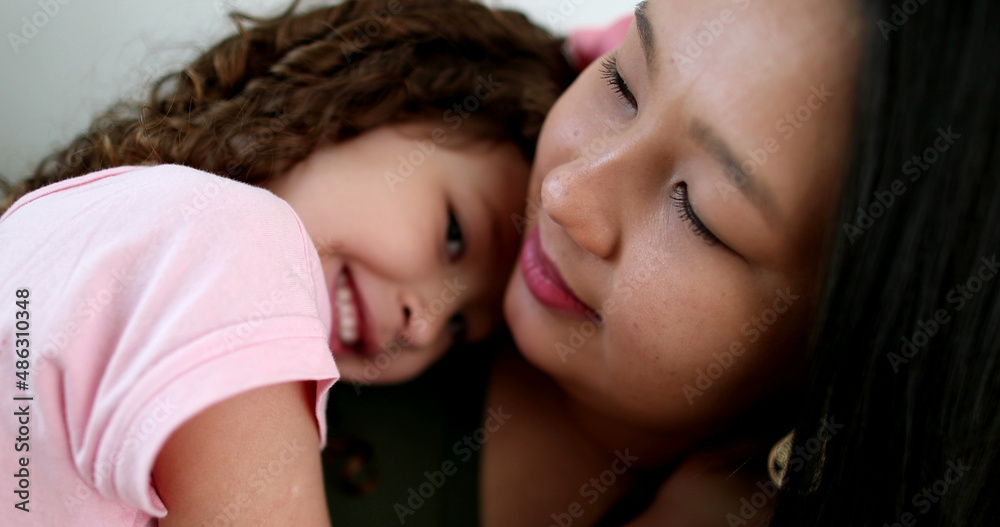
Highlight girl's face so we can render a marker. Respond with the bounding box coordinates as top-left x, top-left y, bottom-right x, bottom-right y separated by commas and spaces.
267, 124, 528, 385
505, 0, 861, 436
